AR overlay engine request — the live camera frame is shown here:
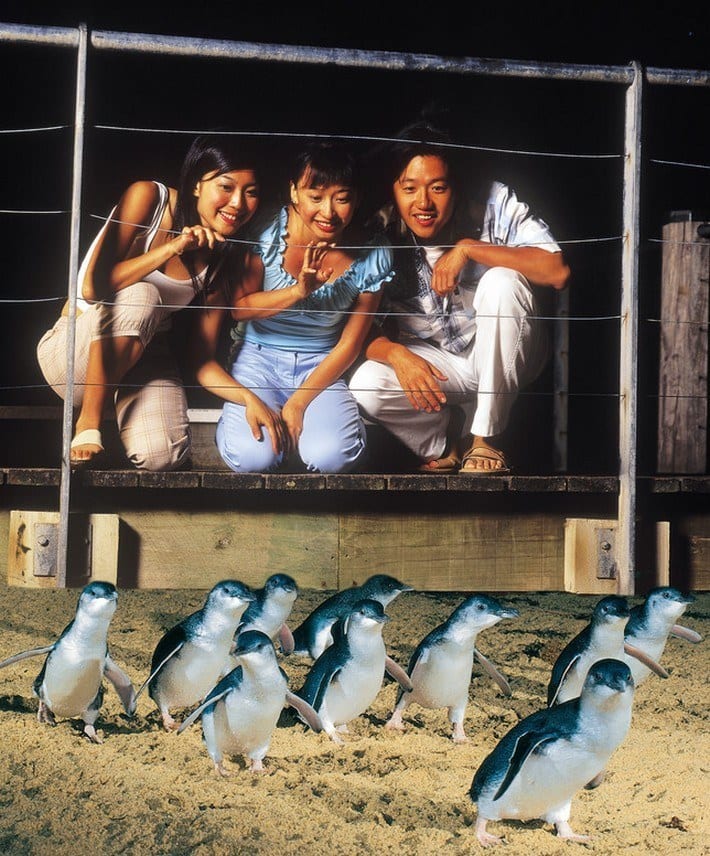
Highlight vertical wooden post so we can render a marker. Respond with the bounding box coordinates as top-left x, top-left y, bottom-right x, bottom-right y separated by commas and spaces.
657, 217, 710, 473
